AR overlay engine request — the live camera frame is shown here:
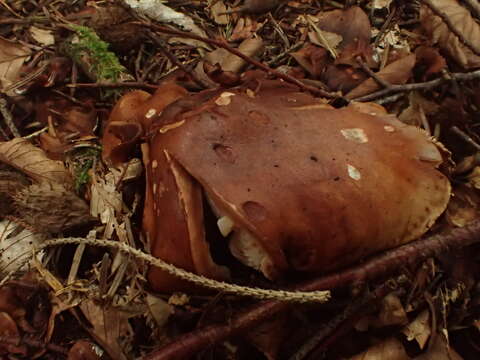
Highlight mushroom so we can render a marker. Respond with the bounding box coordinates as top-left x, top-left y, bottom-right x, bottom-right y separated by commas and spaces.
109, 79, 451, 292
